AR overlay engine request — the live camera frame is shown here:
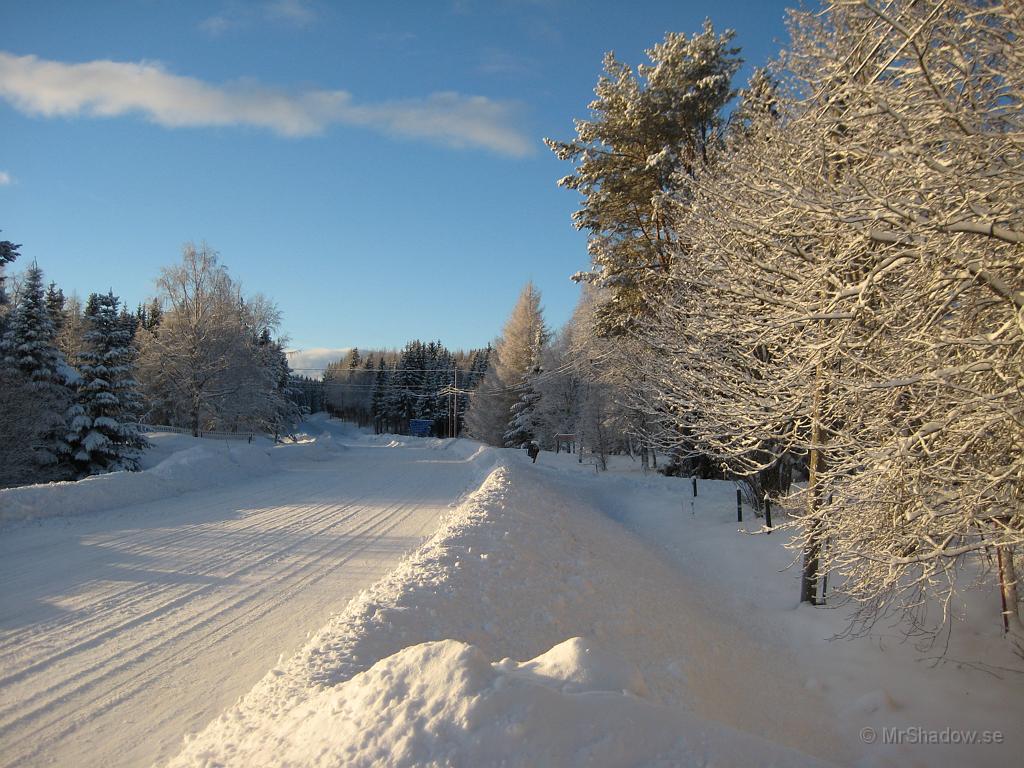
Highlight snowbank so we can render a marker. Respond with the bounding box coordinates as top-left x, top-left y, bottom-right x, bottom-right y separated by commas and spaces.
1, 421, 354, 524
525, 456, 1024, 768
0, 417, 480, 525
167, 460, 840, 767
272, 431, 350, 463
195, 636, 828, 768
0, 439, 276, 523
